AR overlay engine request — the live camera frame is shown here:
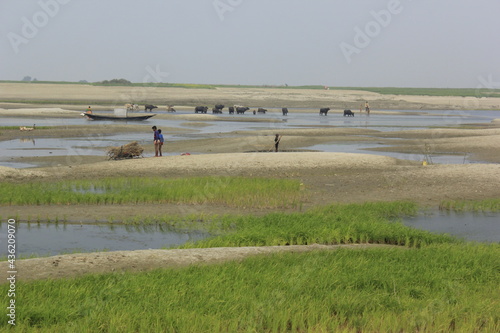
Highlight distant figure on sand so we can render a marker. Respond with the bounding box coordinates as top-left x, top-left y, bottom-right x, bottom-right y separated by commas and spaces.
274, 134, 282, 152
365, 101, 370, 114
158, 129, 164, 157
152, 126, 160, 157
